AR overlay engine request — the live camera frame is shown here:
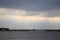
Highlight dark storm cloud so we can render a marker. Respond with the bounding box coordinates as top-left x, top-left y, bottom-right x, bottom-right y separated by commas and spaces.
0, 0, 60, 11
0, 0, 60, 17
